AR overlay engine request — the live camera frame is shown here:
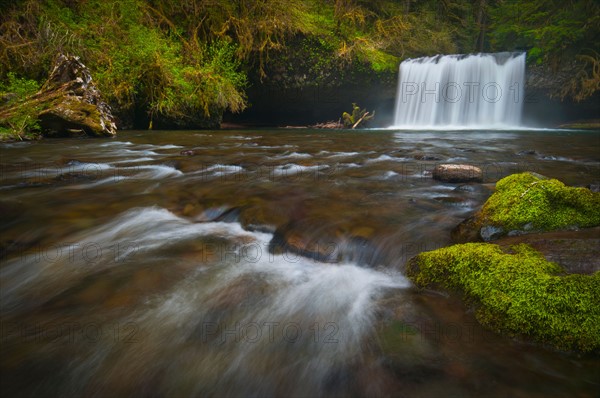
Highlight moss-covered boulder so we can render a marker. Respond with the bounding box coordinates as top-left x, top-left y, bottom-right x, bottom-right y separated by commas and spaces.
453, 172, 600, 242
406, 243, 600, 352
